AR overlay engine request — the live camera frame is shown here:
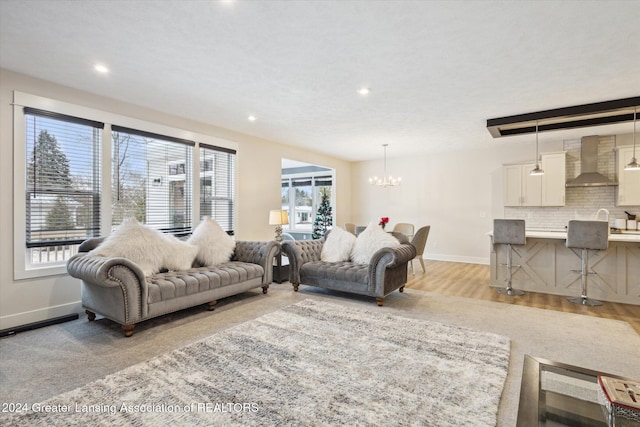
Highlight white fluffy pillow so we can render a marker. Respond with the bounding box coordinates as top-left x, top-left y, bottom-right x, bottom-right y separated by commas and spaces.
163, 236, 199, 272
187, 216, 236, 266
350, 222, 401, 264
90, 218, 197, 276
321, 226, 357, 262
